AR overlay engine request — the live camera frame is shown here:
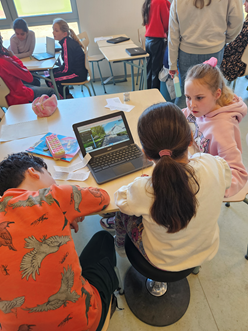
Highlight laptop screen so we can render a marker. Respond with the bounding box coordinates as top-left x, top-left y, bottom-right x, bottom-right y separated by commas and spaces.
46, 37, 55, 55
75, 114, 131, 153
